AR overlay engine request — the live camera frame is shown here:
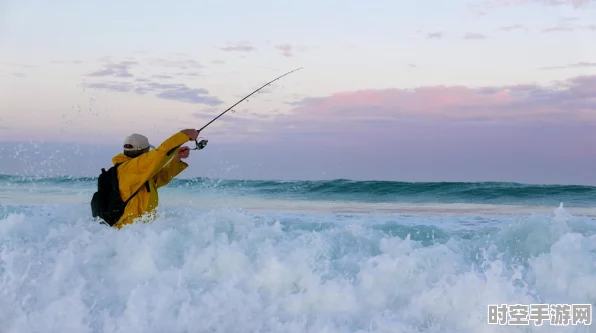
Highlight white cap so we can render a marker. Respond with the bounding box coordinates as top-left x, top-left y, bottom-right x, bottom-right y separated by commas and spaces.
123, 133, 155, 151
